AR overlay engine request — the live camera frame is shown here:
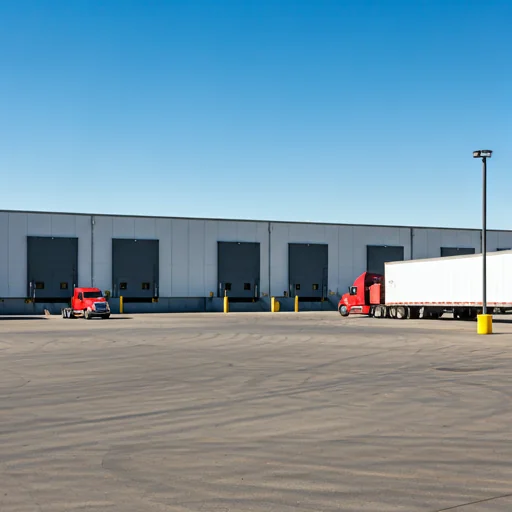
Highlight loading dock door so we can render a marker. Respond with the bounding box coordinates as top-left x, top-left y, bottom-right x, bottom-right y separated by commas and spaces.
27, 236, 78, 299
288, 243, 328, 299
441, 247, 475, 257
367, 245, 404, 275
218, 242, 260, 298
112, 239, 159, 298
